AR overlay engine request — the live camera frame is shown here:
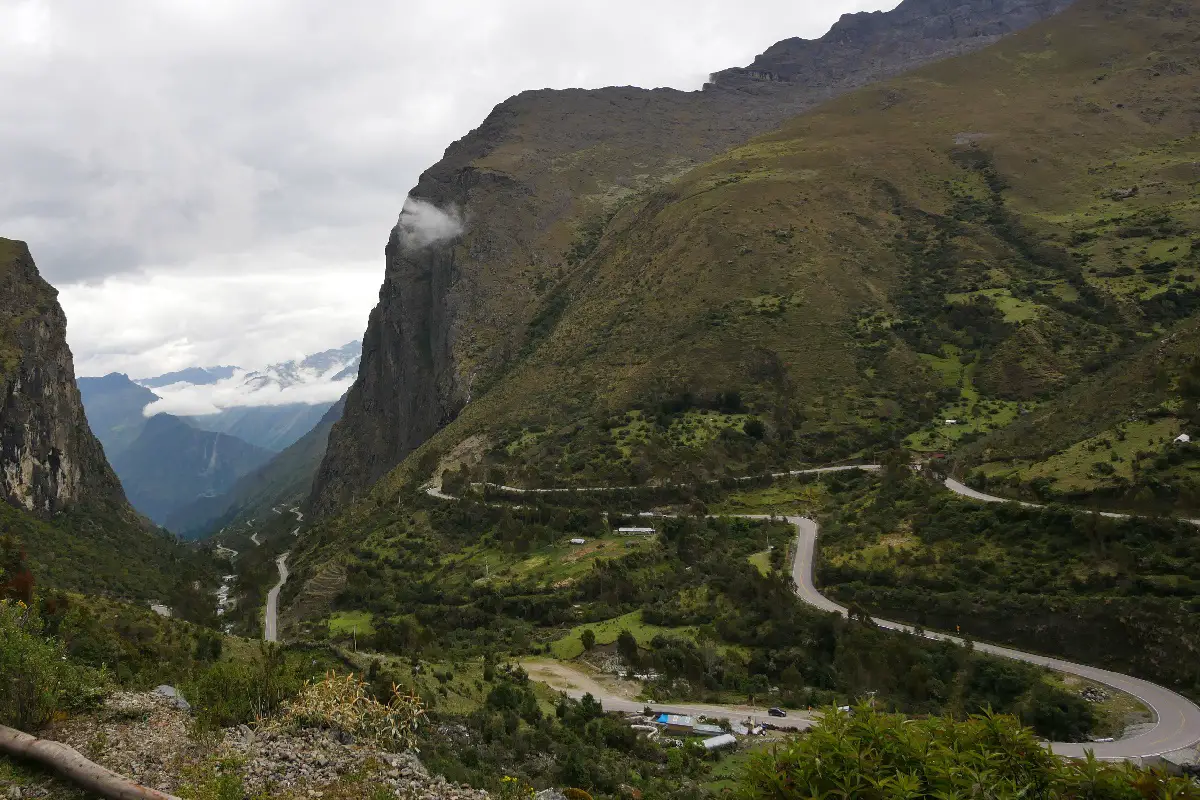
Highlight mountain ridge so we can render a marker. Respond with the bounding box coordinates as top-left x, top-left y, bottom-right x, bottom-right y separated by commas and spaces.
311, 0, 1080, 515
